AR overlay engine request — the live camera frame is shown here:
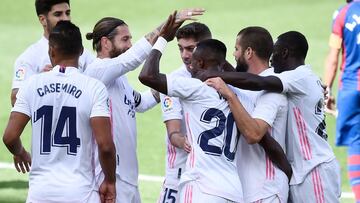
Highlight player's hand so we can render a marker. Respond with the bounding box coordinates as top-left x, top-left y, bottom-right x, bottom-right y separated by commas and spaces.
41, 64, 53, 72
182, 136, 192, 153
325, 95, 338, 117
175, 8, 205, 23
160, 11, 182, 42
99, 180, 116, 203
205, 77, 235, 99
13, 148, 31, 173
